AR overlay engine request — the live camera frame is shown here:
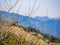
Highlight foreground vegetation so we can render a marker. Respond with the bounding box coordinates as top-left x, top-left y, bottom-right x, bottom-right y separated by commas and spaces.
23, 26, 60, 43
0, 22, 60, 45
0, 23, 35, 45
0, 28, 34, 45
